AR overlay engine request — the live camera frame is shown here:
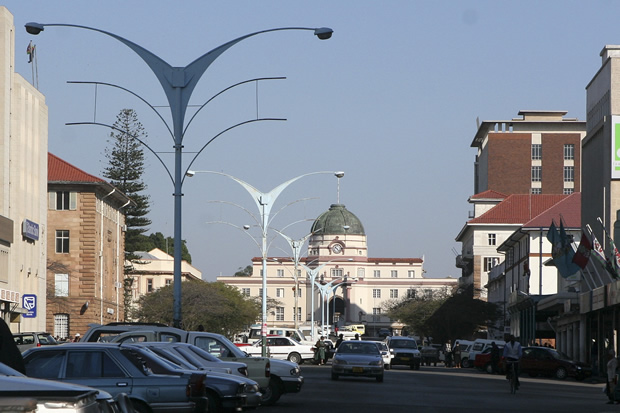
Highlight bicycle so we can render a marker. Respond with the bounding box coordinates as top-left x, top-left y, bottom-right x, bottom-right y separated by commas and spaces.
506, 359, 519, 394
